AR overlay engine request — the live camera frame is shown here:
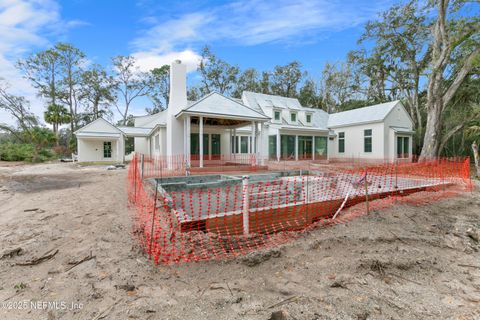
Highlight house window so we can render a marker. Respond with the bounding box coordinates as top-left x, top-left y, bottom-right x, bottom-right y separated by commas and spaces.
364, 129, 372, 153
268, 135, 277, 160
240, 136, 249, 153
103, 141, 112, 158
280, 135, 296, 159
338, 132, 345, 153
306, 114, 312, 124
397, 136, 410, 158
290, 112, 297, 122
274, 111, 281, 121
314, 136, 328, 159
